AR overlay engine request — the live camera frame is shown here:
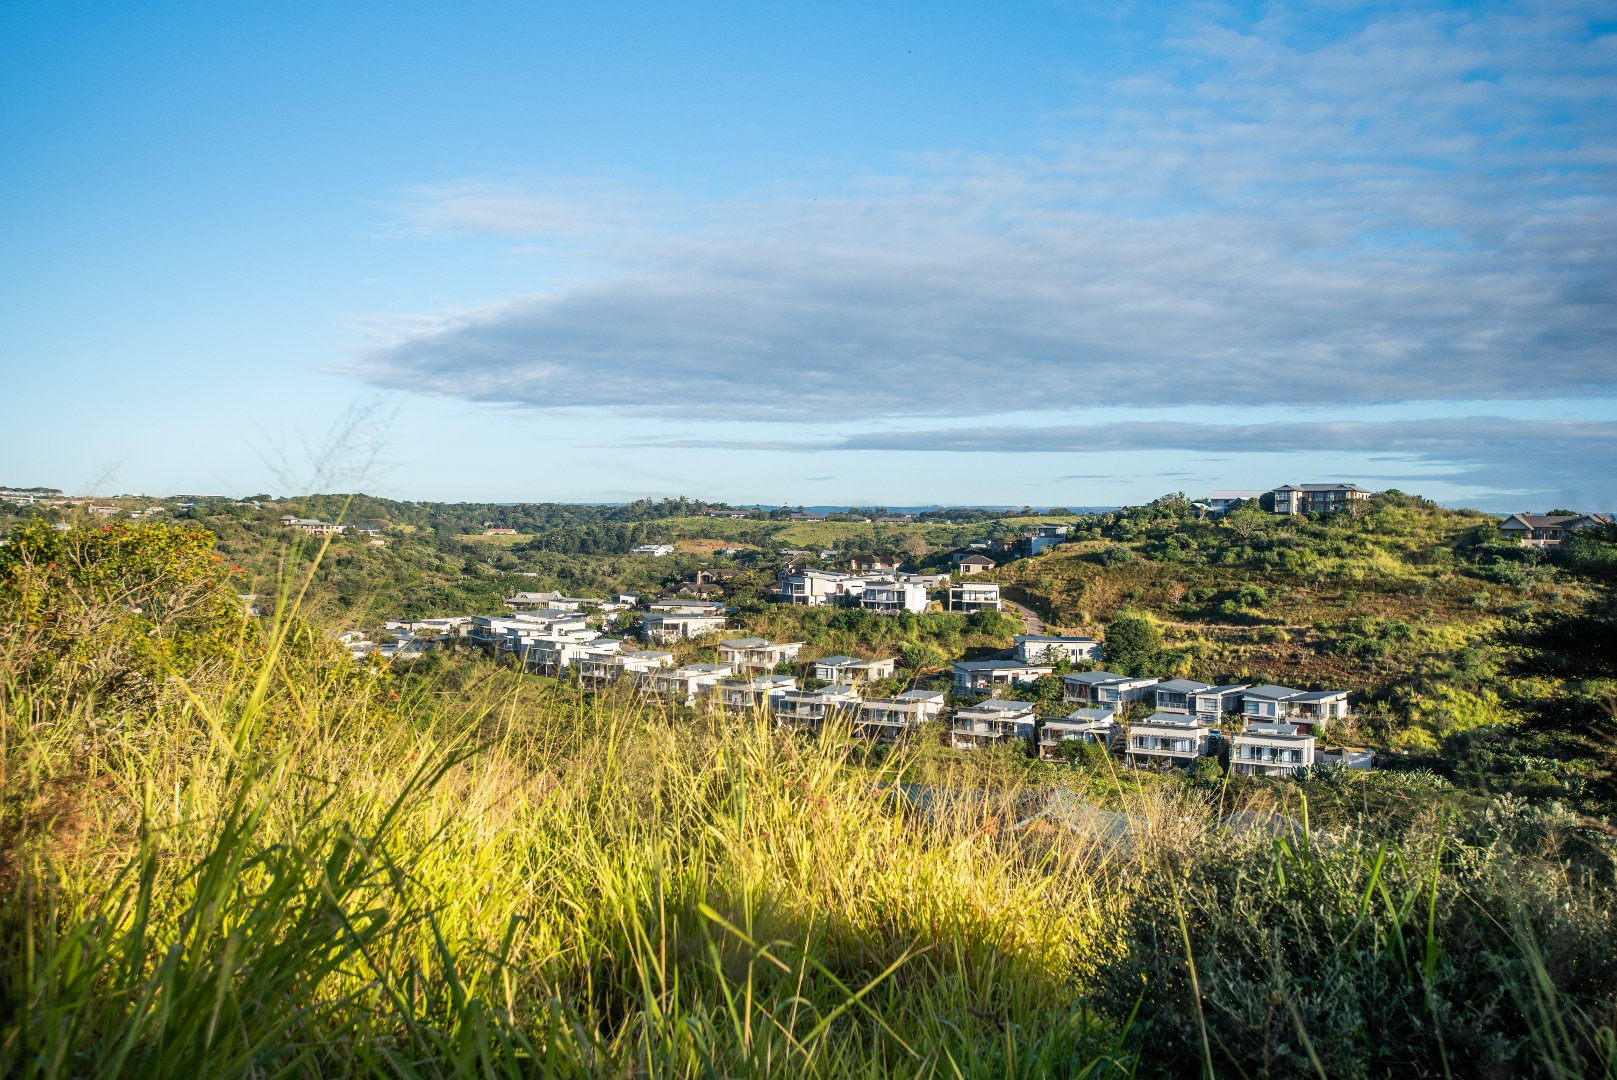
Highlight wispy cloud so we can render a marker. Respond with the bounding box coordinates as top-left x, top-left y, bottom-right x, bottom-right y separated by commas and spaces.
638, 417, 1617, 504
